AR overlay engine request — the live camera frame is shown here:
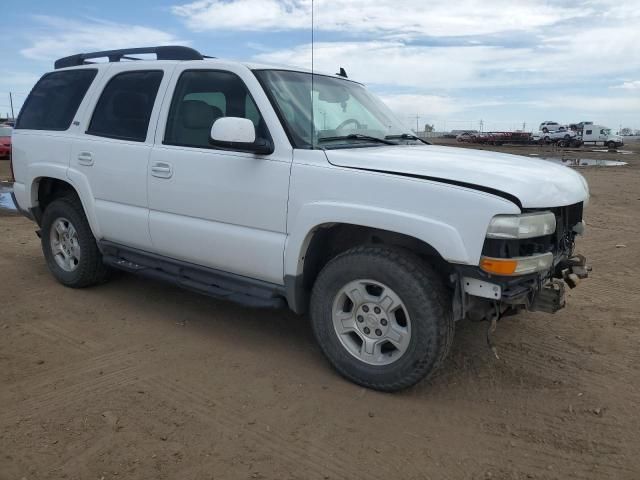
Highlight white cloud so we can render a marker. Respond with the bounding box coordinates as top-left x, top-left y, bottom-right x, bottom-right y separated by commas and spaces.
20, 16, 186, 62
535, 95, 640, 113
255, 41, 530, 89
612, 80, 640, 90
254, 17, 640, 90
381, 94, 462, 119
172, 0, 588, 36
